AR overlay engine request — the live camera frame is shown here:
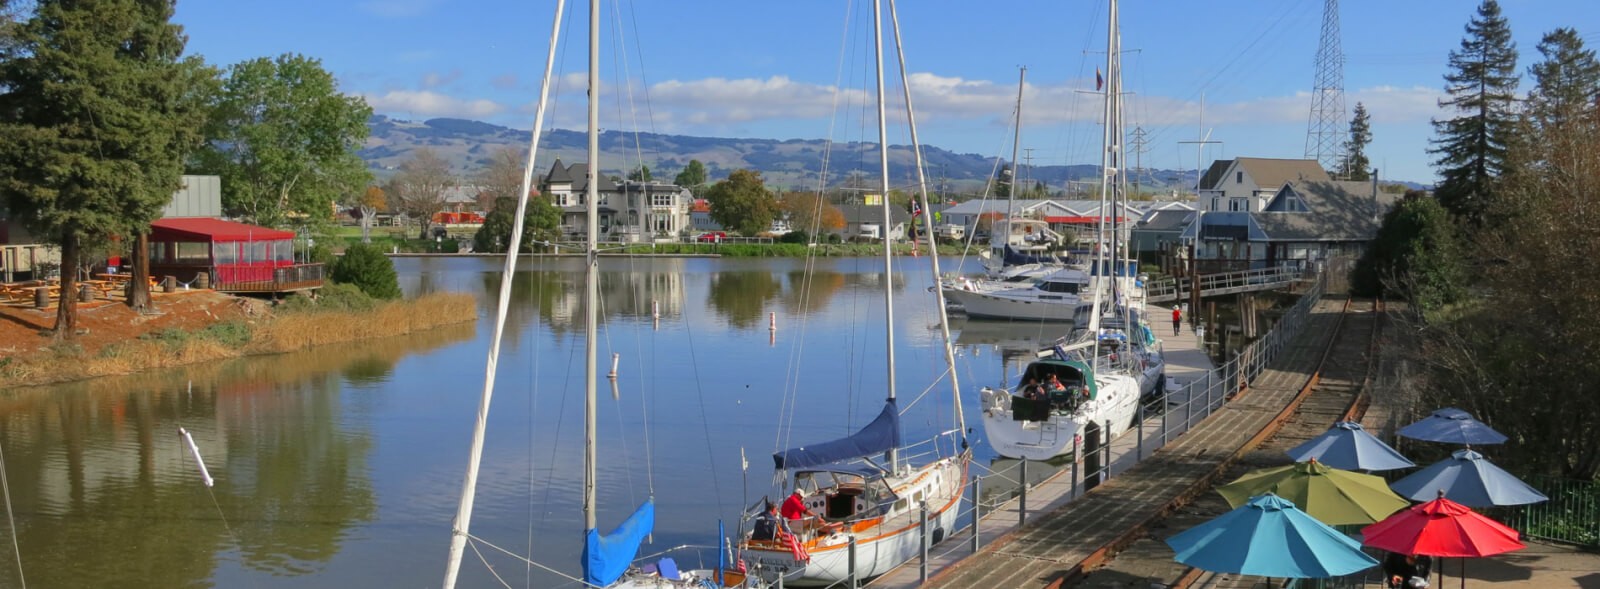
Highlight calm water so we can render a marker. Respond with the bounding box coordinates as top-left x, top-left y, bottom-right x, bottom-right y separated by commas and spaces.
0, 256, 1074, 588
